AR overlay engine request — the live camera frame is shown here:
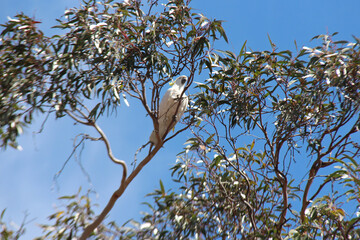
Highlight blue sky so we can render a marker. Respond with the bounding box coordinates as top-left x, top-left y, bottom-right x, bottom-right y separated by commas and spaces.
1, 0, 360, 238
